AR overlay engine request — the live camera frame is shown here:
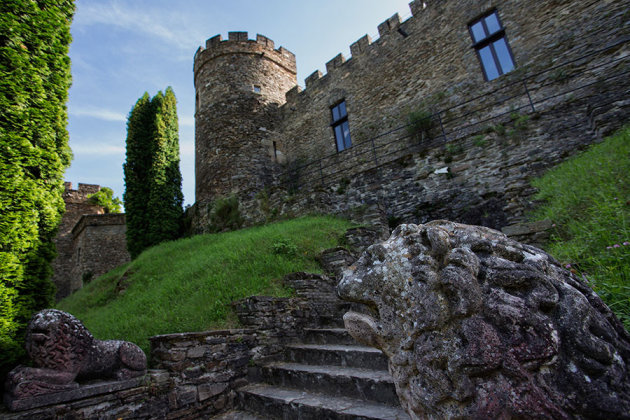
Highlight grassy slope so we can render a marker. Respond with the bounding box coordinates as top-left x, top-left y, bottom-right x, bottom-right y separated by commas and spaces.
58, 216, 353, 353
530, 126, 630, 328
